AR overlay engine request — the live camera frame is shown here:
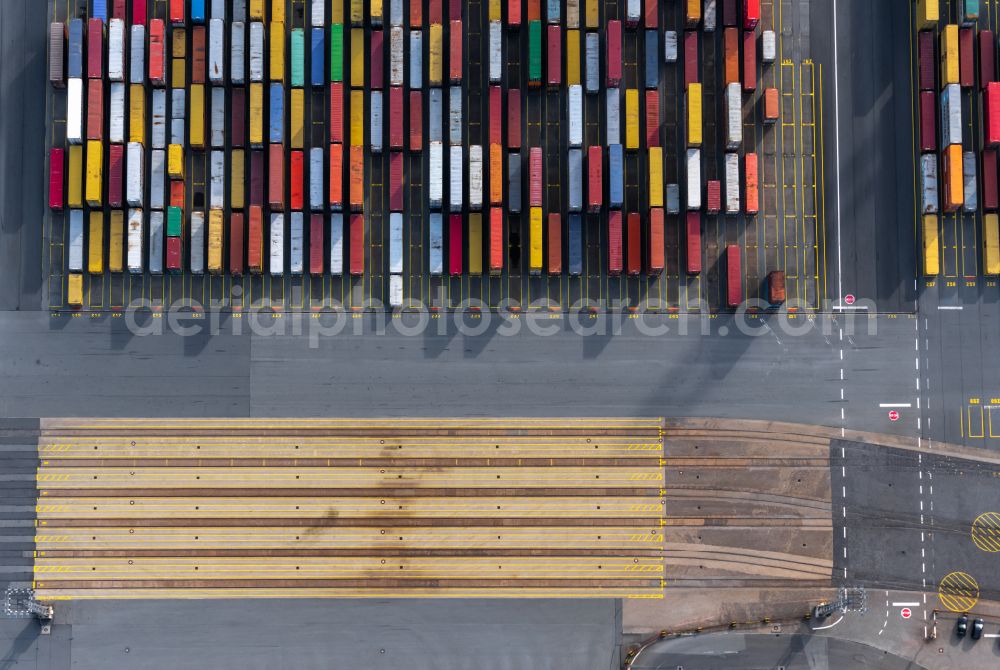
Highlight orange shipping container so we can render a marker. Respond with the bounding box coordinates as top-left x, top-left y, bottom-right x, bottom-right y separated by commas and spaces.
763, 87, 779, 123
548, 213, 562, 274
647, 208, 664, 275
149, 19, 166, 84
248, 205, 264, 273
191, 25, 206, 84
489, 144, 503, 205
723, 27, 739, 85
943, 144, 963, 212
349, 144, 364, 211
744, 152, 759, 214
